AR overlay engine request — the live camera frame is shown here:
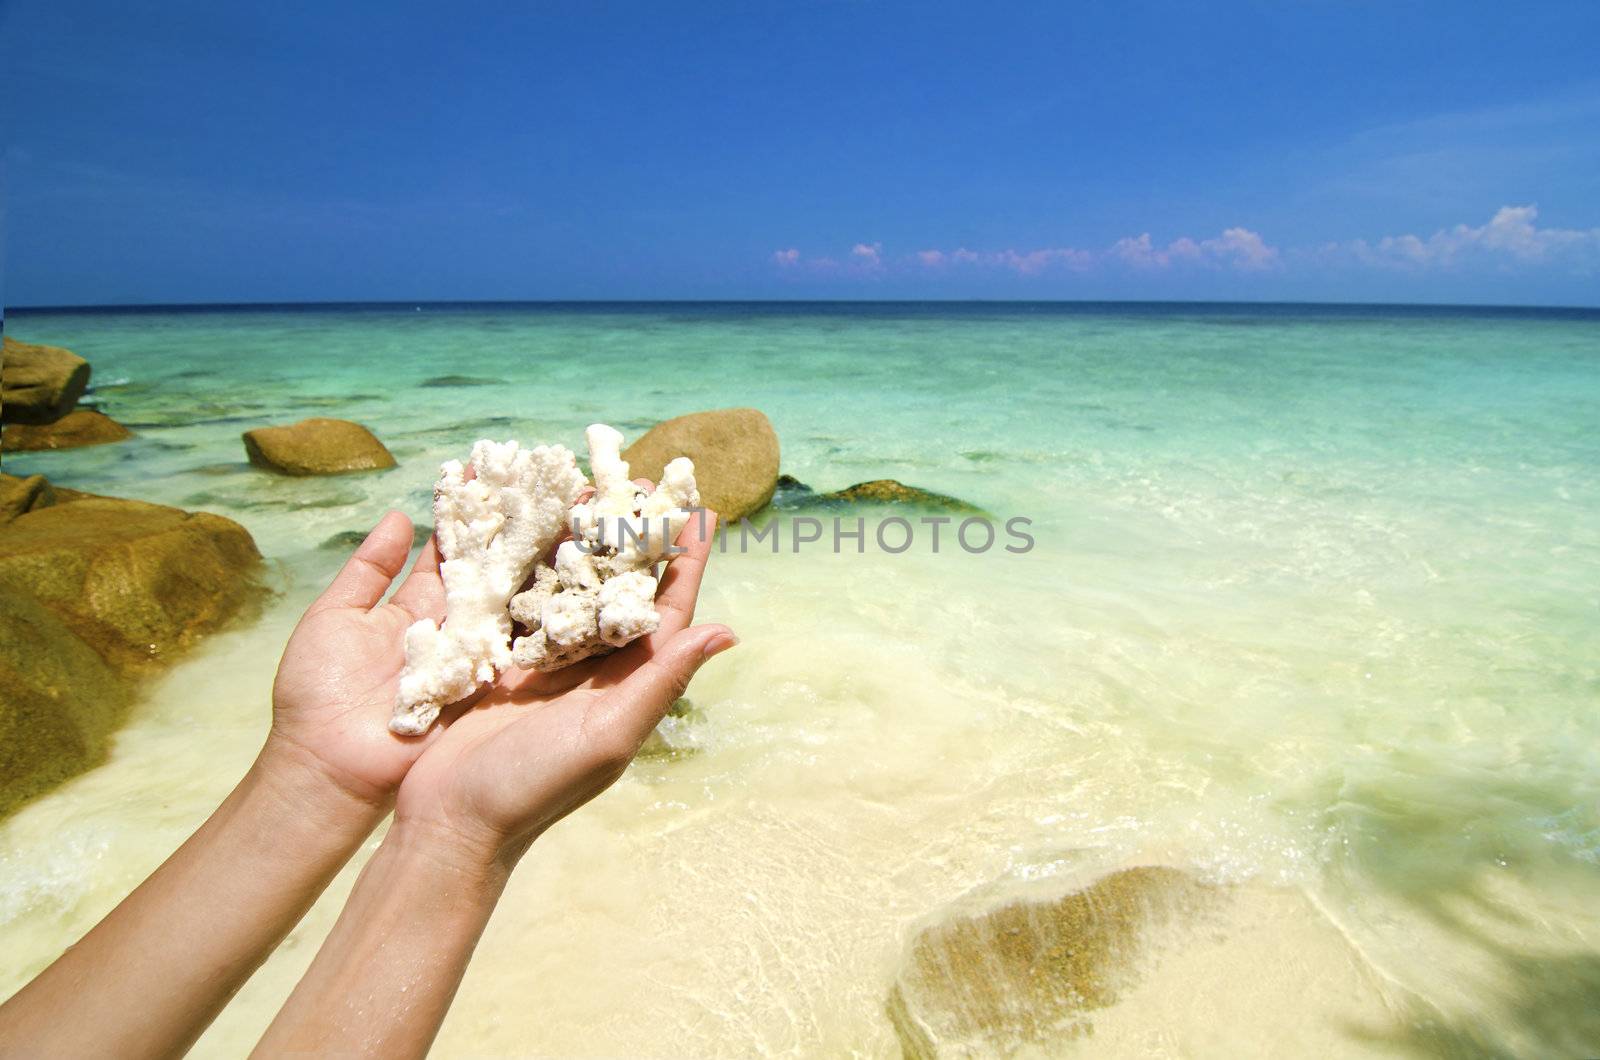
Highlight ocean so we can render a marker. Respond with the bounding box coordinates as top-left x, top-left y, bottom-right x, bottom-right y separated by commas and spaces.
3, 302, 1599, 1055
